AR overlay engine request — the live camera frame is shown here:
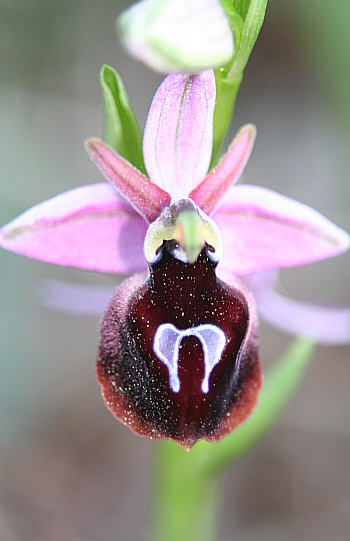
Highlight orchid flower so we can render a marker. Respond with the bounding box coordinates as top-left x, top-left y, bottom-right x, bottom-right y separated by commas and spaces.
1, 70, 348, 451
